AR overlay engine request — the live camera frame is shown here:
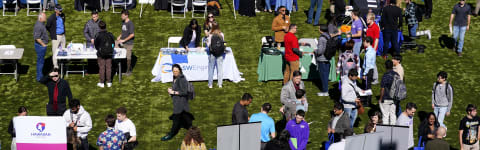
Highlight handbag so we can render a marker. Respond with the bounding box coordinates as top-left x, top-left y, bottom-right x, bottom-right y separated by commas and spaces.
413, 136, 425, 150
325, 133, 334, 150
356, 101, 365, 115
